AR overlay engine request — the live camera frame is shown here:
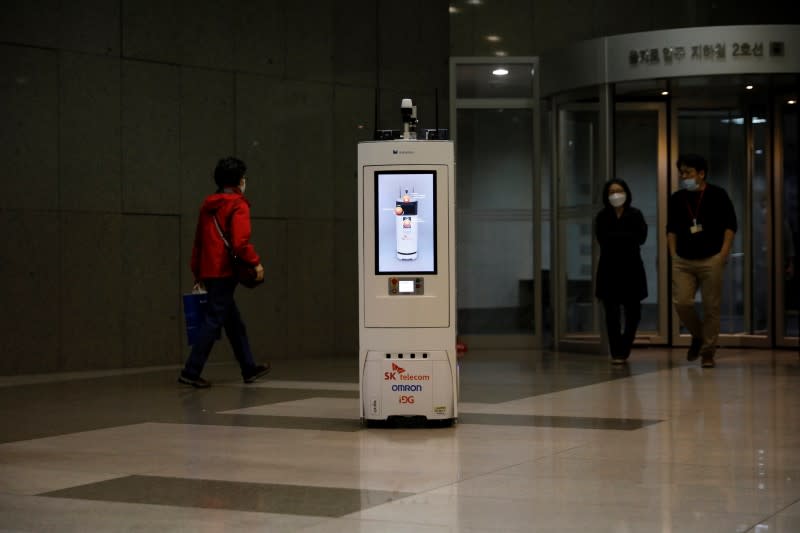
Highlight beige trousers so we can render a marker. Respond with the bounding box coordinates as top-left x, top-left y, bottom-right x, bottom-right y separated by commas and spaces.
671, 254, 726, 356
